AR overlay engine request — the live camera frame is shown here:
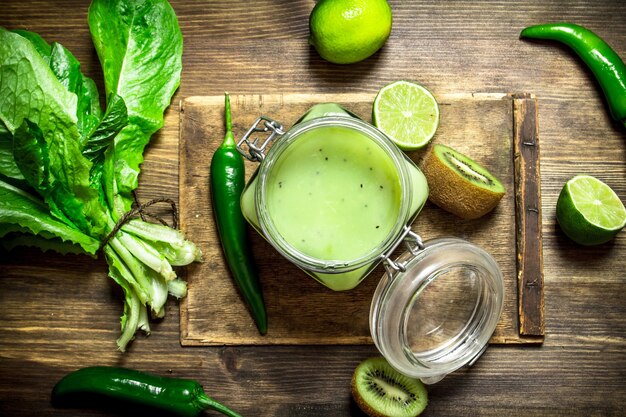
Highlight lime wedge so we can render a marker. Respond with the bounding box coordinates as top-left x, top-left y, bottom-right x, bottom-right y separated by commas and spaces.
372, 80, 440, 150
556, 175, 626, 245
